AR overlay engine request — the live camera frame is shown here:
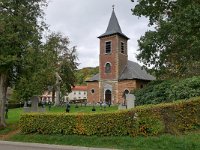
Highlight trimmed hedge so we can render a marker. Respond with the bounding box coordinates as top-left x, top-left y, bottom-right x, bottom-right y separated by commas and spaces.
20, 97, 200, 136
